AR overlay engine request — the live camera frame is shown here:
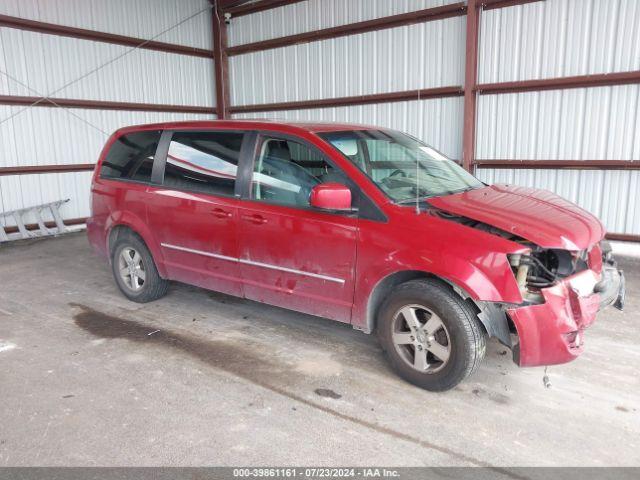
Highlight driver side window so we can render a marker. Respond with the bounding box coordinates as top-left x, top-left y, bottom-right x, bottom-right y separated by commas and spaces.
251, 137, 347, 208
